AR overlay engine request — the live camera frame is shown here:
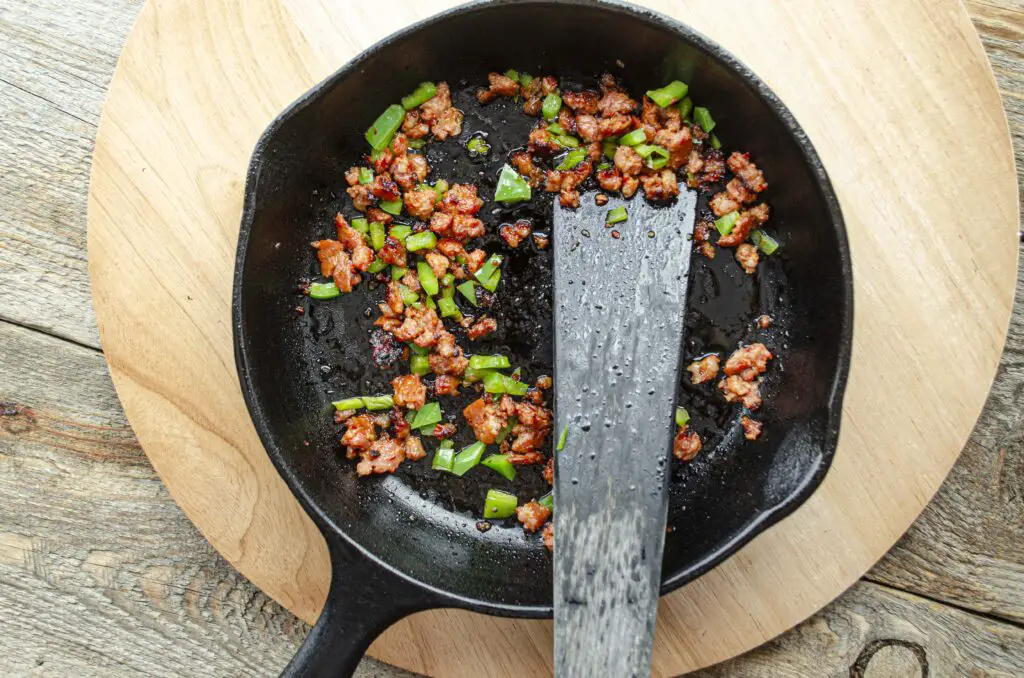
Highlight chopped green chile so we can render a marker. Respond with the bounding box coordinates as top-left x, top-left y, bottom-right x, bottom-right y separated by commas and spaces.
556, 148, 588, 171
401, 82, 438, 110
483, 371, 529, 396
619, 128, 647, 147
474, 253, 503, 287
678, 97, 693, 120
391, 265, 408, 281
452, 441, 487, 477
365, 104, 406, 150
369, 222, 387, 250
494, 165, 532, 204
416, 261, 439, 296
694, 106, 716, 133
389, 225, 411, 242
606, 206, 628, 225
407, 138, 426, 150
483, 488, 518, 518
466, 135, 491, 156
358, 167, 373, 185
332, 397, 364, 411
715, 211, 740, 237
542, 92, 562, 121
379, 199, 403, 216
405, 231, 437, 252
408, 343, 430, 356
462, 366, 493, 383
675, 407, 690, 428
367, 258, 388, 274
597, 161, 612, 171
546, 123, 565, 136
410, 402, 442, 429
469, 354, 511, 370
480, 270, 501, 293
751, 229, 780, 255
363, 395, 395, 411
538, 492, 554, 510
457, 281, 478, 306
710, 134, 722, 150
504, 69, 521, 83
434, 179, 450, 197
557, 425, 569, 451
520, 73, 534, 87
646, 80, 689, 108
410, 354, 430, 376
554, 135, 581, 148
480, 454, 517, 481
602, 140, 619, 160
432, 446, 456, 472
424, 296, 436, 311
309, 281, 340, 299
398, 284, 419, 306
437, 296, 461, 319
350, 217, 370, 234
